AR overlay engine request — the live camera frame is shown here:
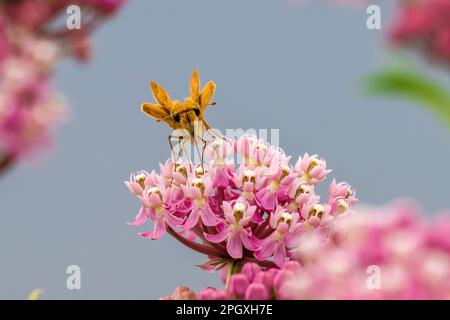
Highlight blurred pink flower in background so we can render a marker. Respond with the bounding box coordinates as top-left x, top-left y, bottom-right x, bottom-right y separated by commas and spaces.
0, 0, 126, 175
390, 0, 450, 63
162, 200, 450, 300
0, 37, 66, 158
